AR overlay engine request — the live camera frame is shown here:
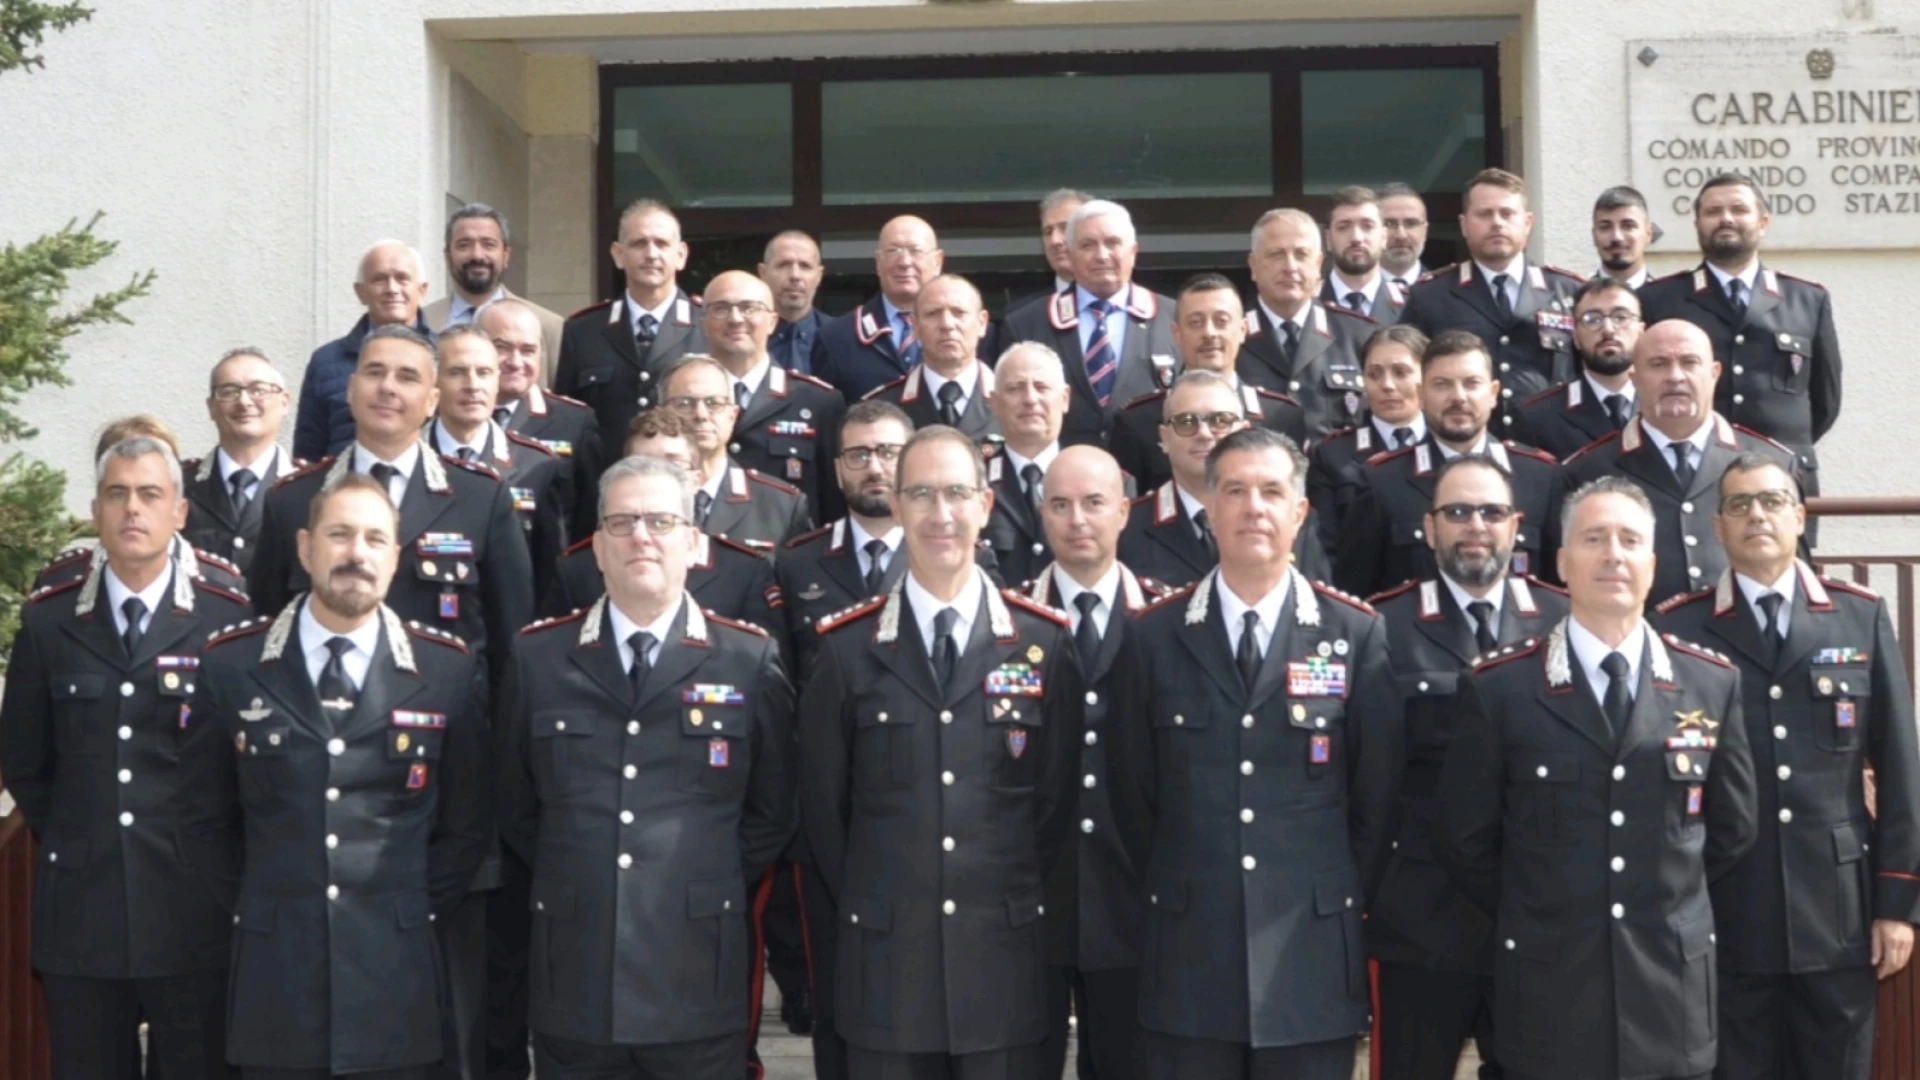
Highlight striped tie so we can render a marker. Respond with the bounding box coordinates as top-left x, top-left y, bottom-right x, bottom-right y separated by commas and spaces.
897, 314, 920, 367
1084, 299, 1118, 407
